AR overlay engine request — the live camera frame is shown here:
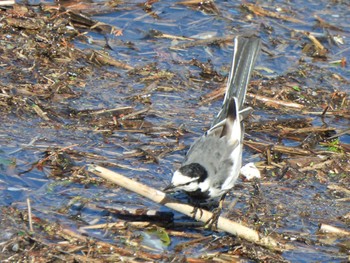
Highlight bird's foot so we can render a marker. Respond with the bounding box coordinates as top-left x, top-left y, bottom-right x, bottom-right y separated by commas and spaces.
204, 207, 222, 230
205, 194, 226, 230
191, 205, 203, 219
